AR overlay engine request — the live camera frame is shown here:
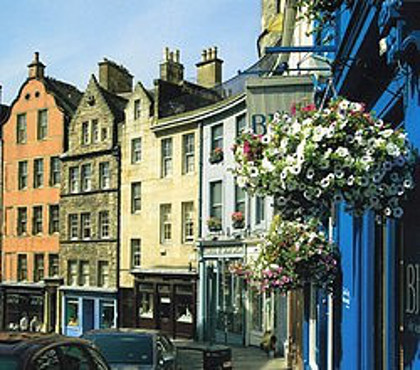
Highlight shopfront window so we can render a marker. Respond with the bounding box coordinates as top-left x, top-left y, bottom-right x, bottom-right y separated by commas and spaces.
251, 290, 264, 332
175, 286, 193, 324
139, 284, 154, 319
100, 301, 115, 329
66, 299, 79, 326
